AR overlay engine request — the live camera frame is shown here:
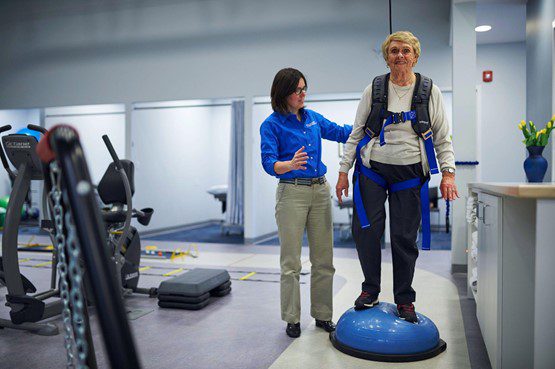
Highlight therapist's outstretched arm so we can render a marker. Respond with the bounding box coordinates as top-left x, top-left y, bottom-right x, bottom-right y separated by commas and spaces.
274, 146, 309, 175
